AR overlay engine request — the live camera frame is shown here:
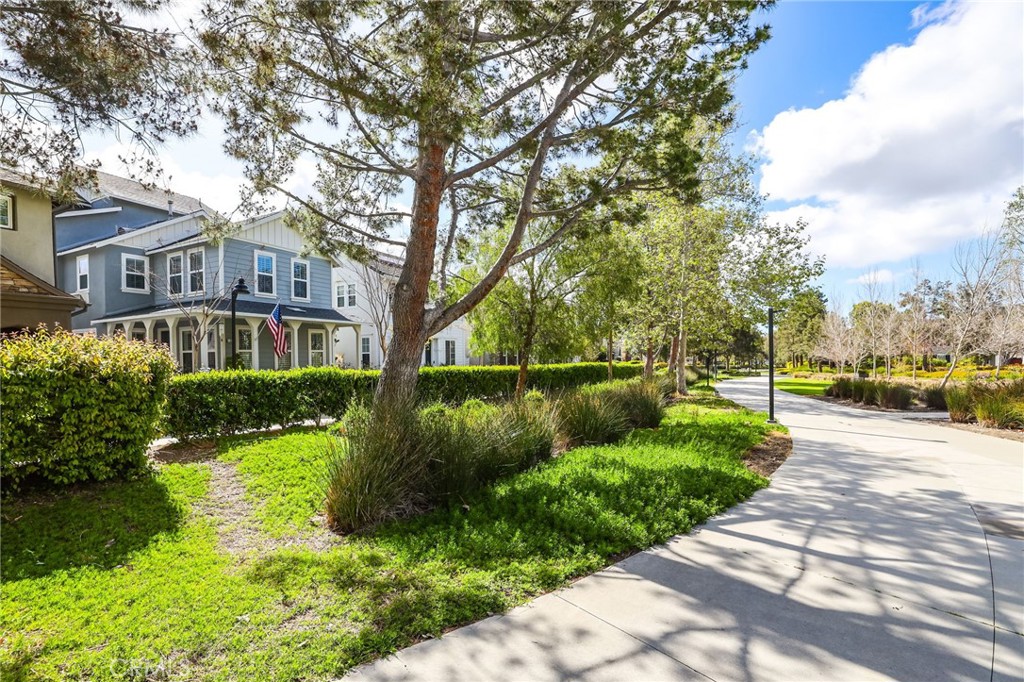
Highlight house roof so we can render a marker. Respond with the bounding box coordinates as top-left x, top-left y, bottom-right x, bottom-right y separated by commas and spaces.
56, 210, 209, 256
94, 299, 356, 325
0, 256, 85, 308
77, 170, 208, 214
0, 167, 53, 196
